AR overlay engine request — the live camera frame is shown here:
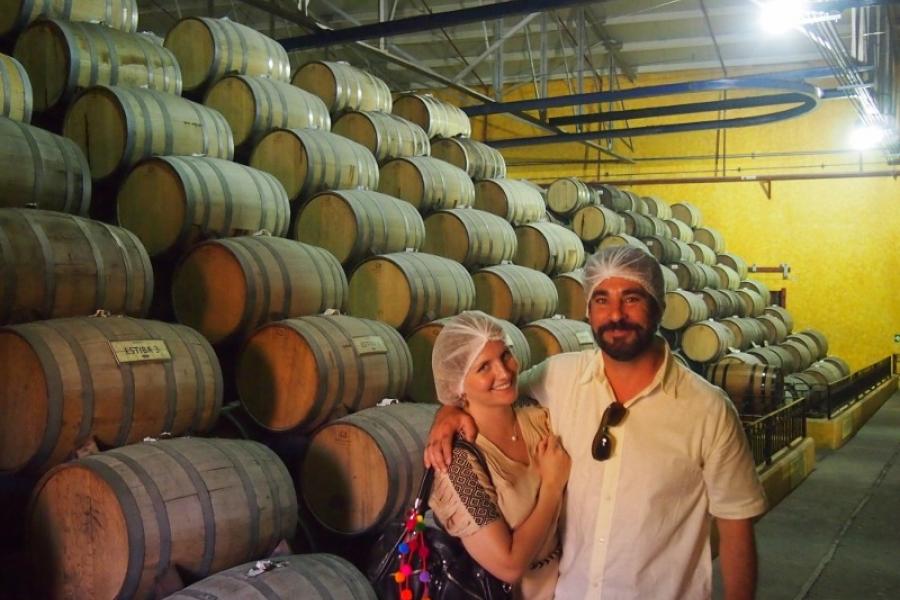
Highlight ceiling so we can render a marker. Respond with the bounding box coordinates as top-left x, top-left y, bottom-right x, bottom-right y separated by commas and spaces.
136, 0, 898, 157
